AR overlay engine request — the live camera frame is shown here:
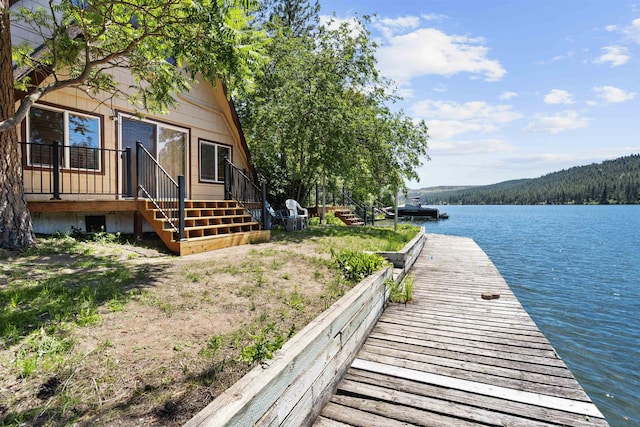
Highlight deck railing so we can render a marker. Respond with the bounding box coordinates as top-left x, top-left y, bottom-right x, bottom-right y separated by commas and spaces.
224, 159, 266, 228
136, 142, 185, 240
20, 141, 132, 199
